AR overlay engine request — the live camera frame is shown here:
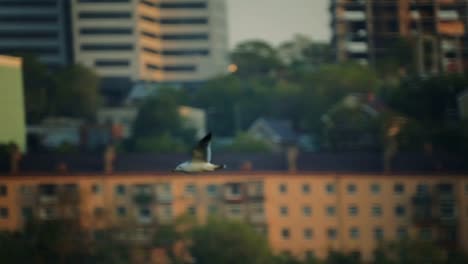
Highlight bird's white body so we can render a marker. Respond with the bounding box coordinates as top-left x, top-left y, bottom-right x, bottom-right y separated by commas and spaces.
173, 132, 226, 173
174, 161, 219, 173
